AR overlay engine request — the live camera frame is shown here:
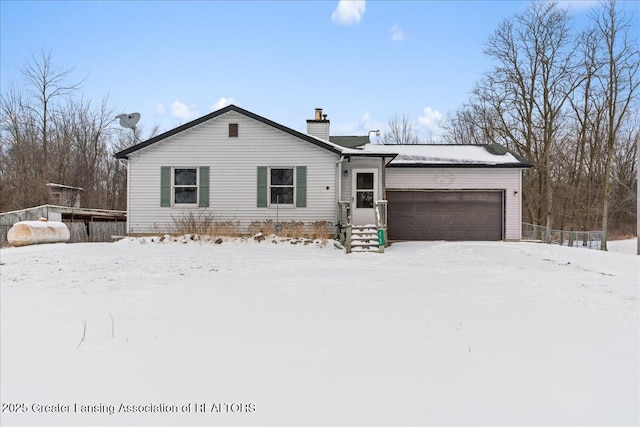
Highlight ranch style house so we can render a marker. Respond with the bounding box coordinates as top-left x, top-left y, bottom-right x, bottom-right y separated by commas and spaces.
115, 105, 532, 250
